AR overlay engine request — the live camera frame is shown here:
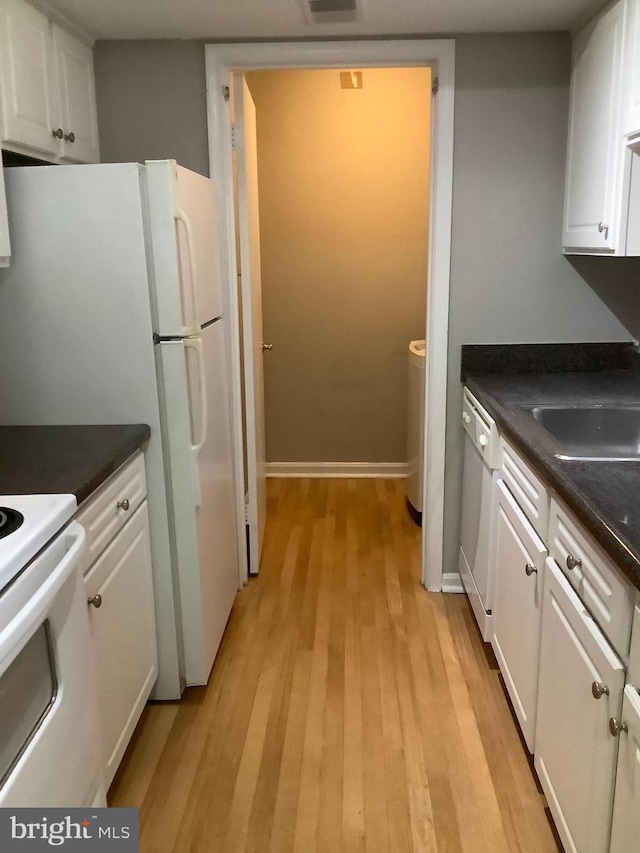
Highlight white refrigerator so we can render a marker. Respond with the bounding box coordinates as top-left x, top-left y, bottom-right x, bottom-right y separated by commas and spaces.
0, 160, 239, 699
